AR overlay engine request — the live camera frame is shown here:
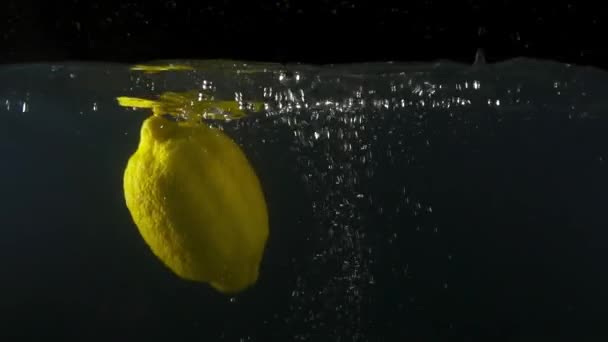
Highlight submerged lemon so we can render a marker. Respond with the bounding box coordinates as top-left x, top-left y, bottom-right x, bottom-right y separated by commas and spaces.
123, 113, 269, 294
